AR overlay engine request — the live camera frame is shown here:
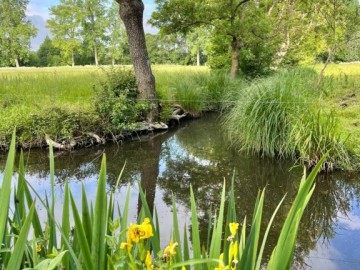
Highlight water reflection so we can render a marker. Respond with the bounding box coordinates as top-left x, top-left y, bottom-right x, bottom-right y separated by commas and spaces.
1, 114, 360, 269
